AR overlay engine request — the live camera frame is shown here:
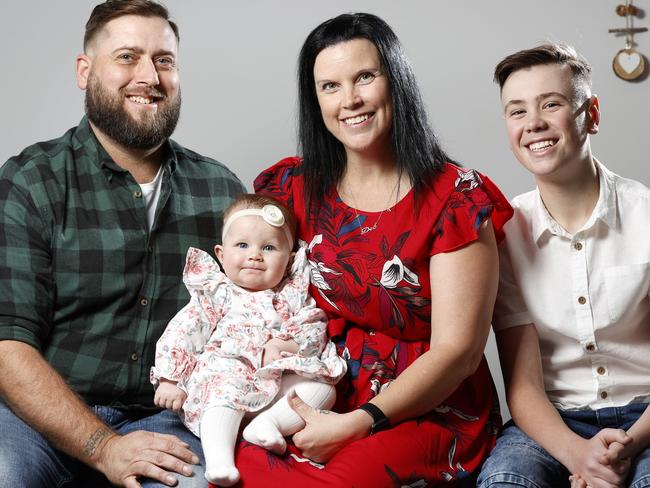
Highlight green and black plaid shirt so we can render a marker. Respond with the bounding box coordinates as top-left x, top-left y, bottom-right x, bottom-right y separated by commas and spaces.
0, 117, 245, 409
